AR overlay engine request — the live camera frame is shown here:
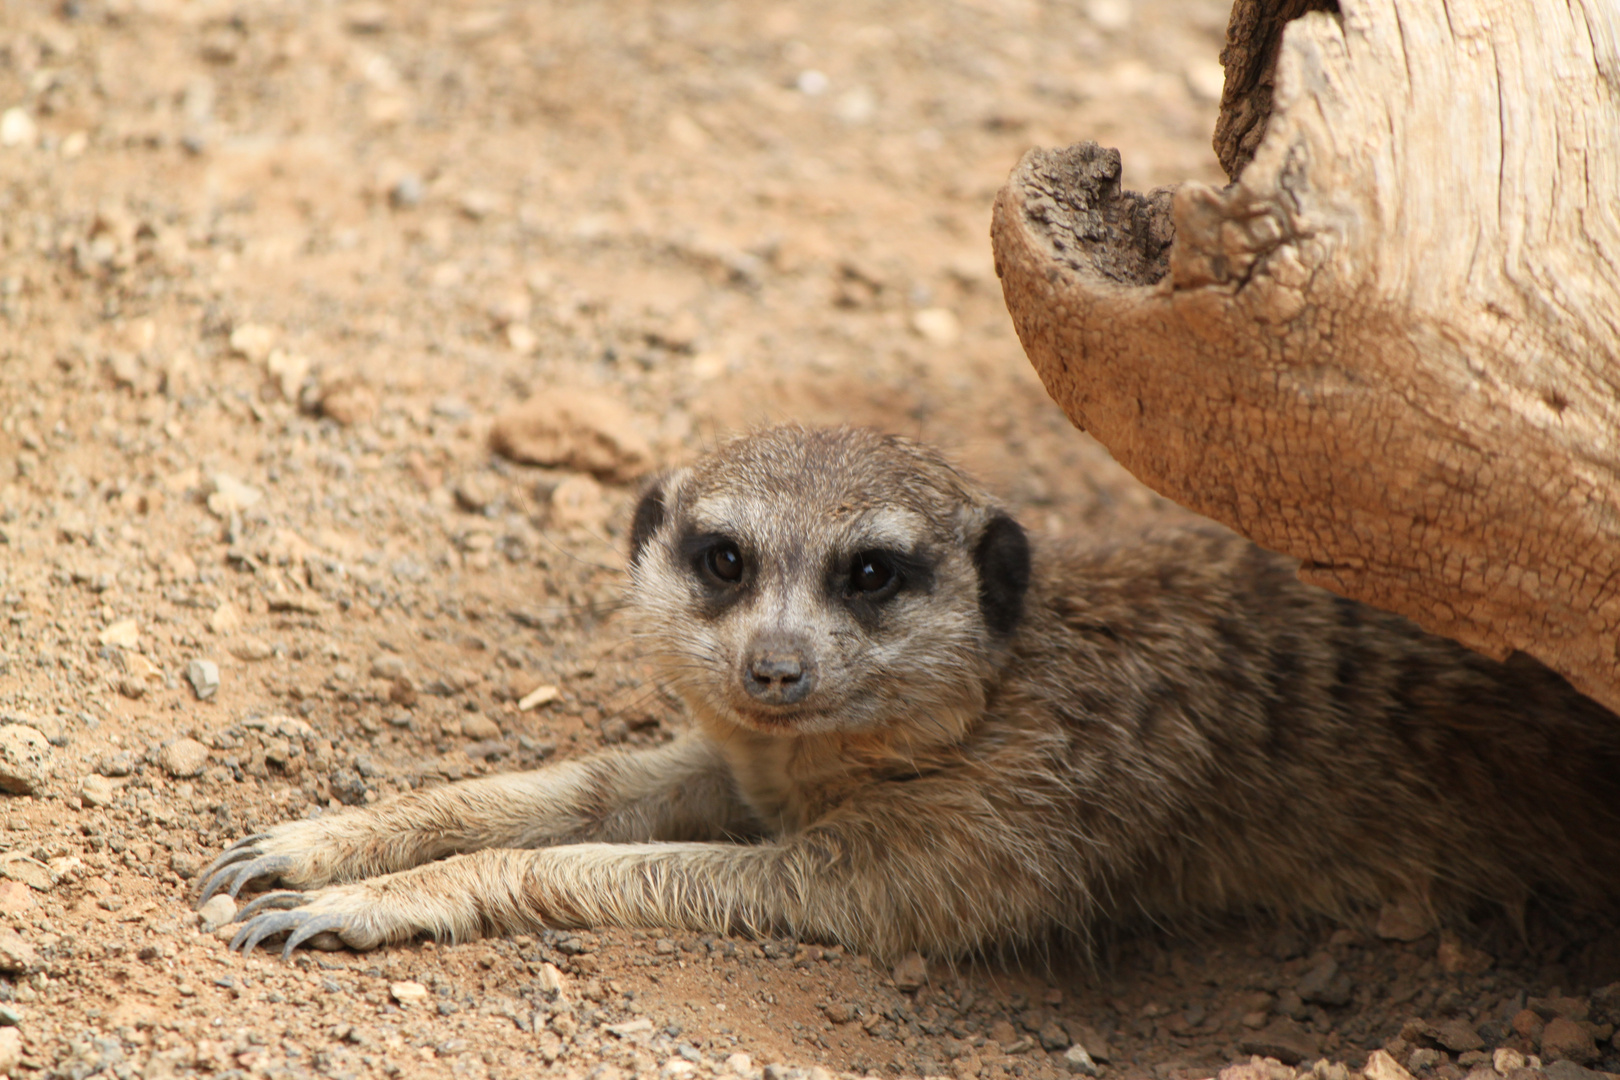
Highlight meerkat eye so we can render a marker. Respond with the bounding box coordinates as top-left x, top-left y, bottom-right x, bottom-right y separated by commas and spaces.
849, 551, 899, 597
702, 540, 745, 584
